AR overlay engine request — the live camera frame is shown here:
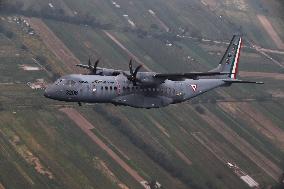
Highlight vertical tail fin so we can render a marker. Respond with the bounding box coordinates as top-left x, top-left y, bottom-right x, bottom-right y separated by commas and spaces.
212, 35, 243, 79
